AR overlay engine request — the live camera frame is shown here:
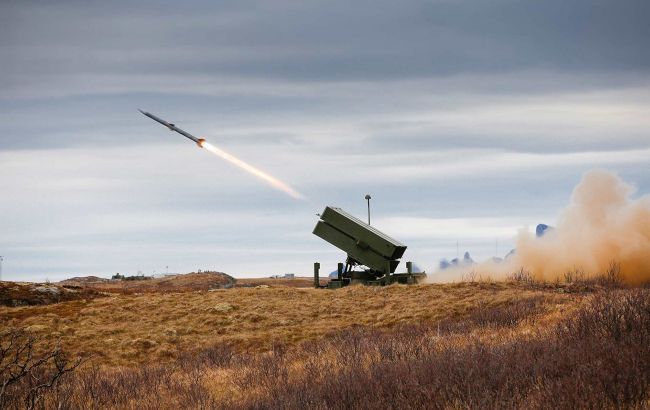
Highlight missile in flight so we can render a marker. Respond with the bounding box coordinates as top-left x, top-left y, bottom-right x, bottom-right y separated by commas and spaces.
139, 109, 205, 147
138, 109, 305, 199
